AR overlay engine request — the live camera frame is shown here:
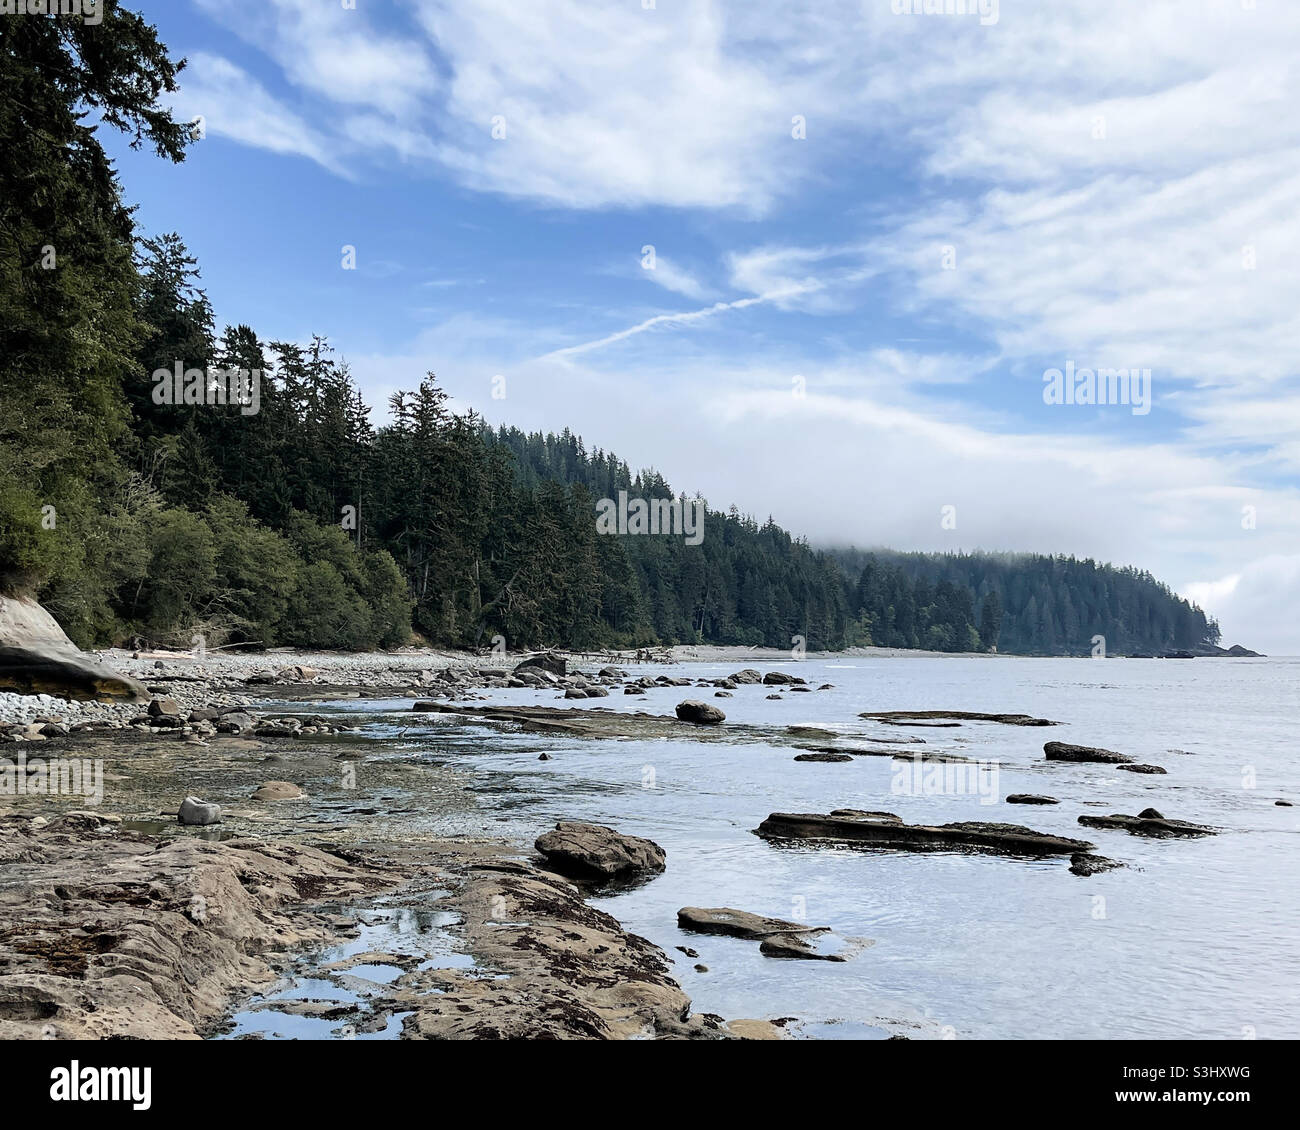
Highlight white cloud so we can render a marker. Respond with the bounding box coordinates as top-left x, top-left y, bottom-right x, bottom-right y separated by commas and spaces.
640, 256, 713, 301
169, 54, 345, 174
